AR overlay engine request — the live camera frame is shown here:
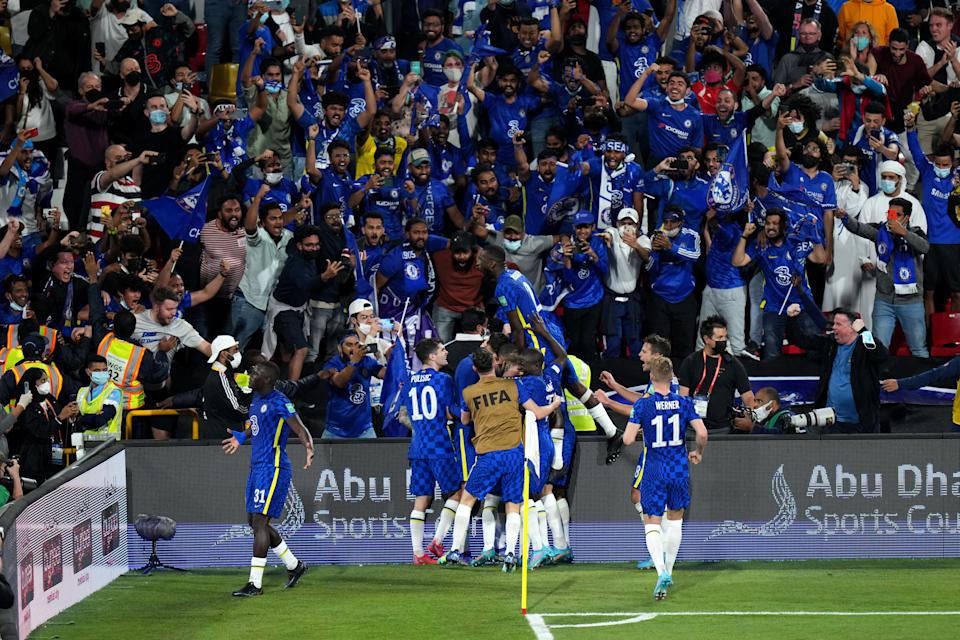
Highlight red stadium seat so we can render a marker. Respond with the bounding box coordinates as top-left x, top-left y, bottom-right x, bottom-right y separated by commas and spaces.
887, 325, 910, 357
188, 22, 208, 76
781, 343, 806, 355
930, 312, 960, 357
